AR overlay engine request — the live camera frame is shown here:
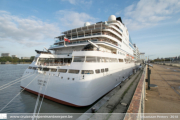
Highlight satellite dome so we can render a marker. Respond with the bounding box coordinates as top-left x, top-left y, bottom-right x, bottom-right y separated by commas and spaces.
84, 22, 91, 26
108, 15, 116, 21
